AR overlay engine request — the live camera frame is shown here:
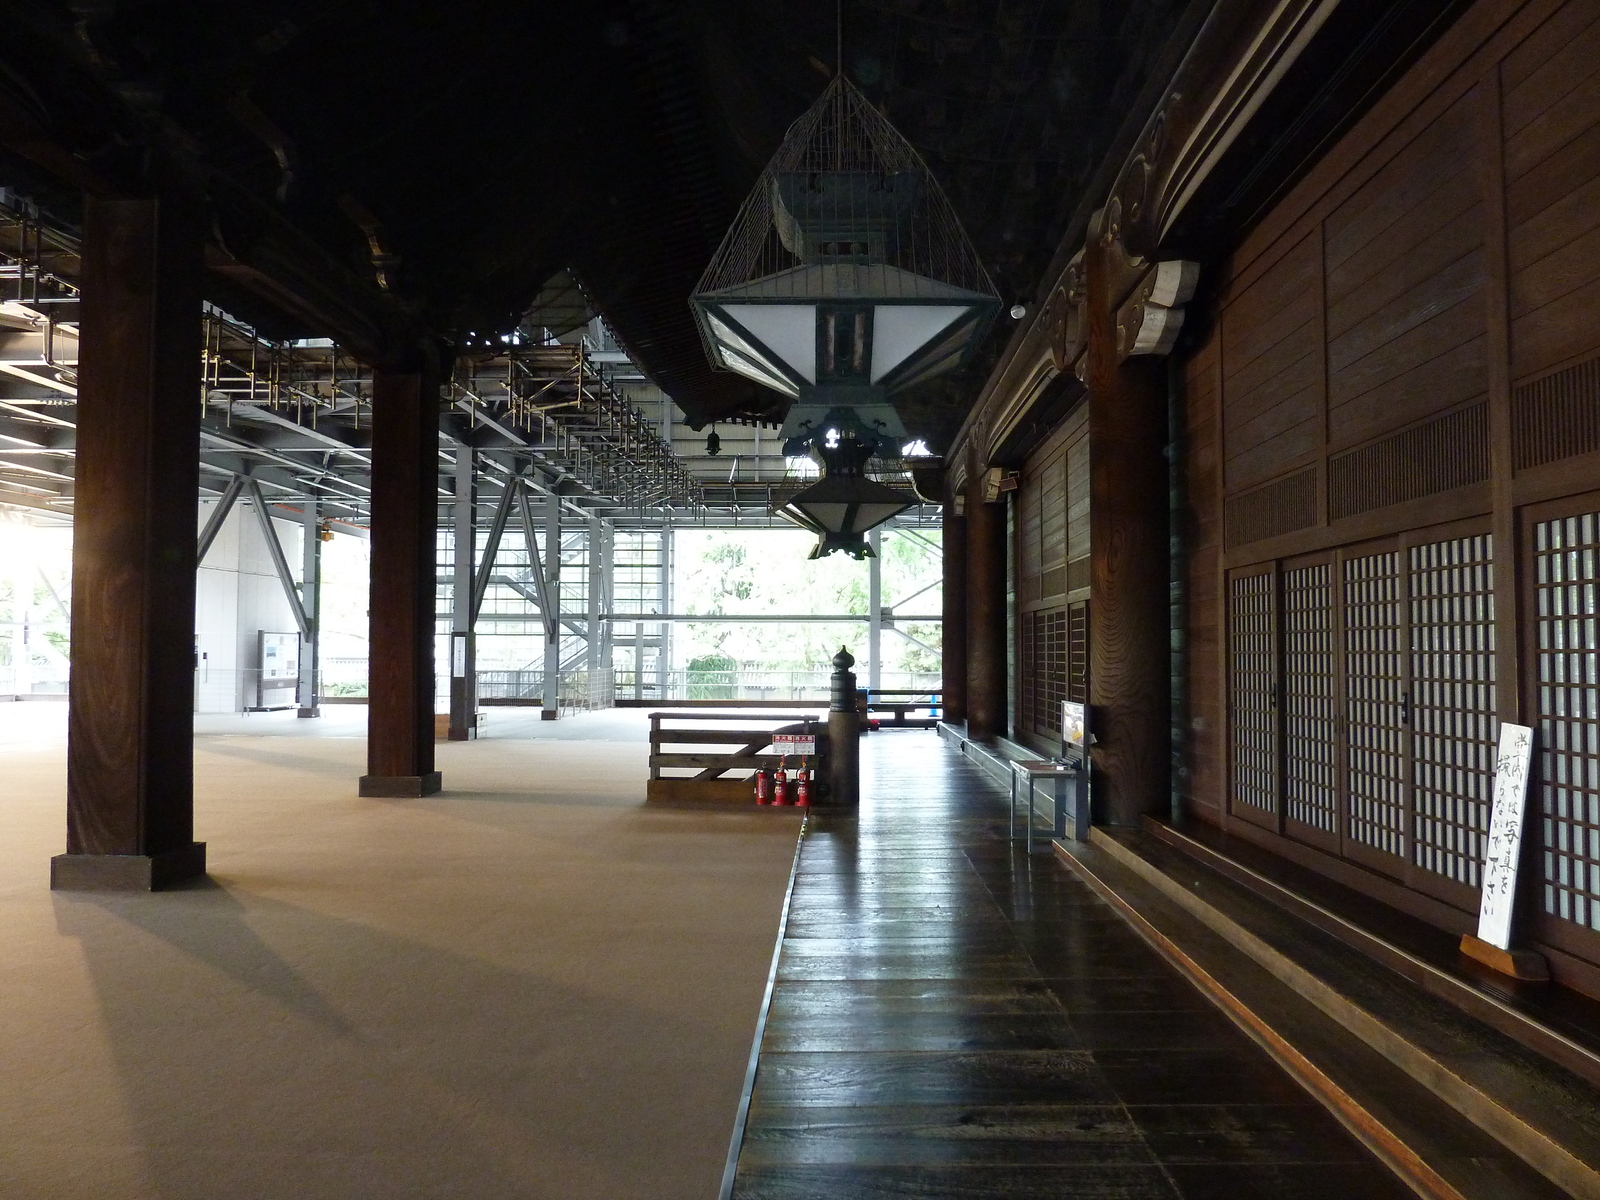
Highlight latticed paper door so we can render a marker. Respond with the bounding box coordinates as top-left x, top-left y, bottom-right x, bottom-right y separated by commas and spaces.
1281, 554, 1339, 852
1227, 527, 1496, 902
1227, 565, 1280, 830
1021, 608, 1066, 741
1526, 498, 1600, 967
1406, 530, 1496, 906
1340, 542, 1409, 875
